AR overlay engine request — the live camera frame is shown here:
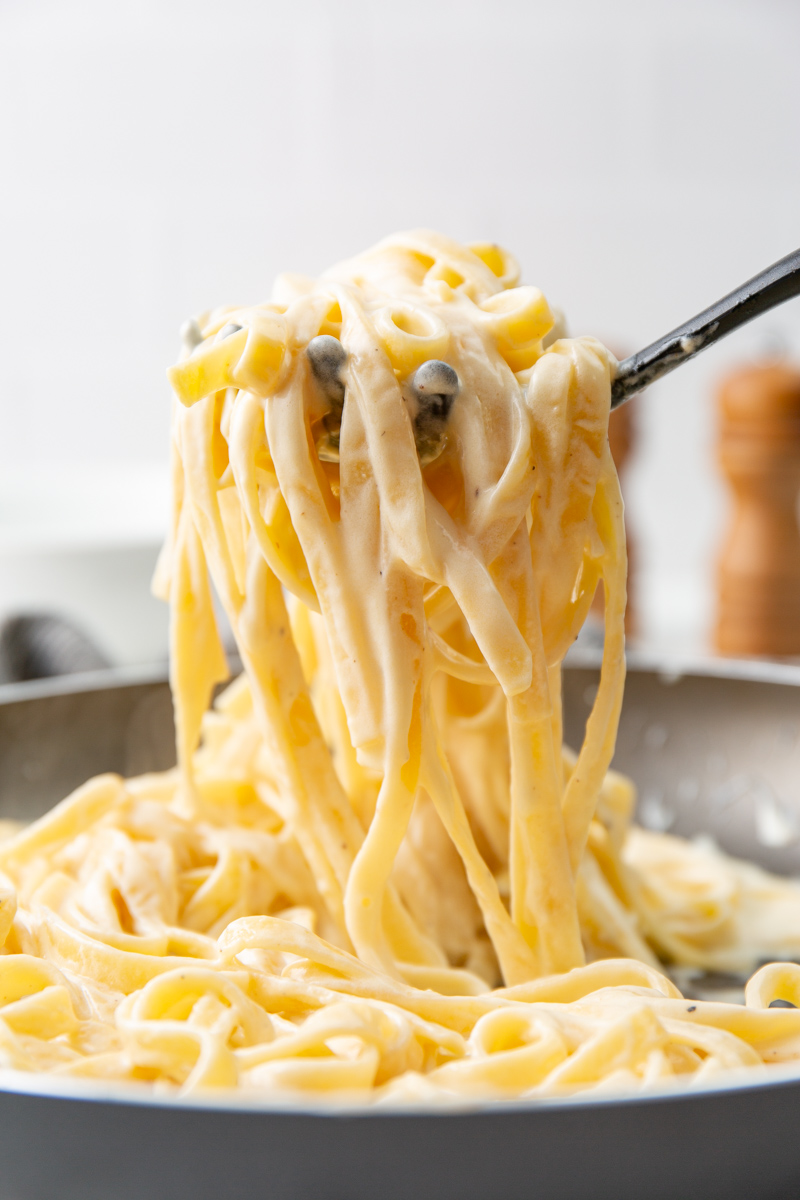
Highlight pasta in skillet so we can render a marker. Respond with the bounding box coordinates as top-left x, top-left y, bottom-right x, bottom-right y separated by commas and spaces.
3, 230, 800, 1100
